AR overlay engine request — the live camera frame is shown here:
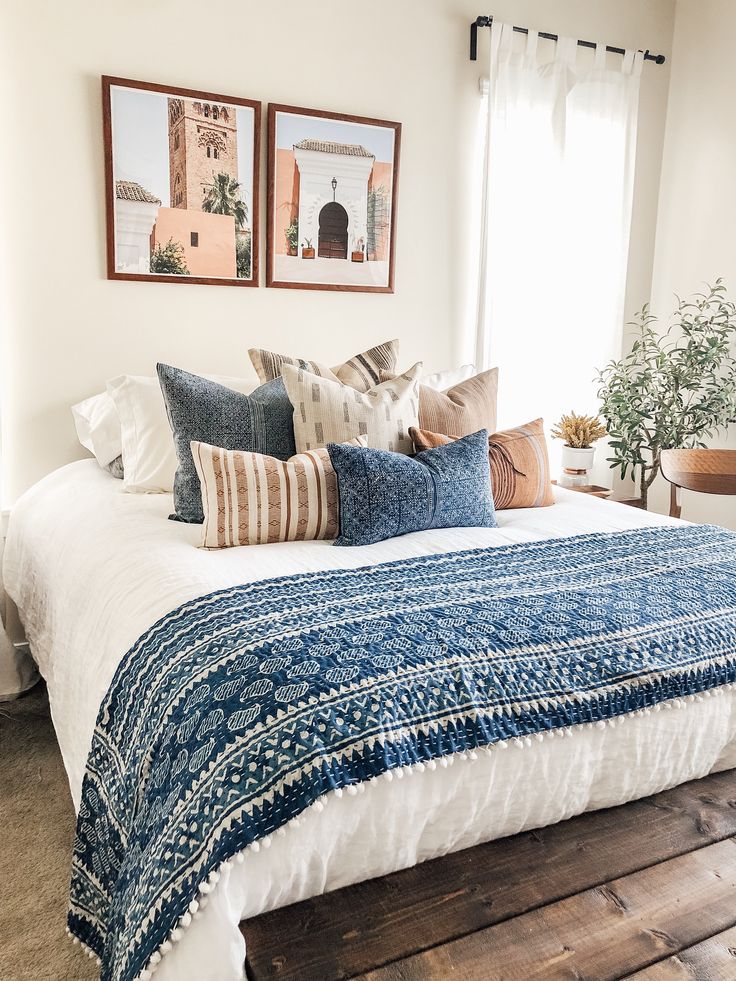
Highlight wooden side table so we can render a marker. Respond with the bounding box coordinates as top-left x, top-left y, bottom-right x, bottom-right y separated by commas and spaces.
551, 481, 645, 508
551, 481, 611, 500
